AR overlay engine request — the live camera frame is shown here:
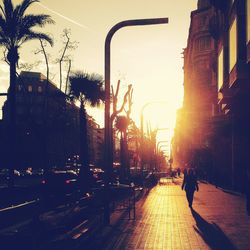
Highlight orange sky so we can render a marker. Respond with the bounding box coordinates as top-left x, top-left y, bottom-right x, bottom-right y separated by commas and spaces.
0, 0, 197, 145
